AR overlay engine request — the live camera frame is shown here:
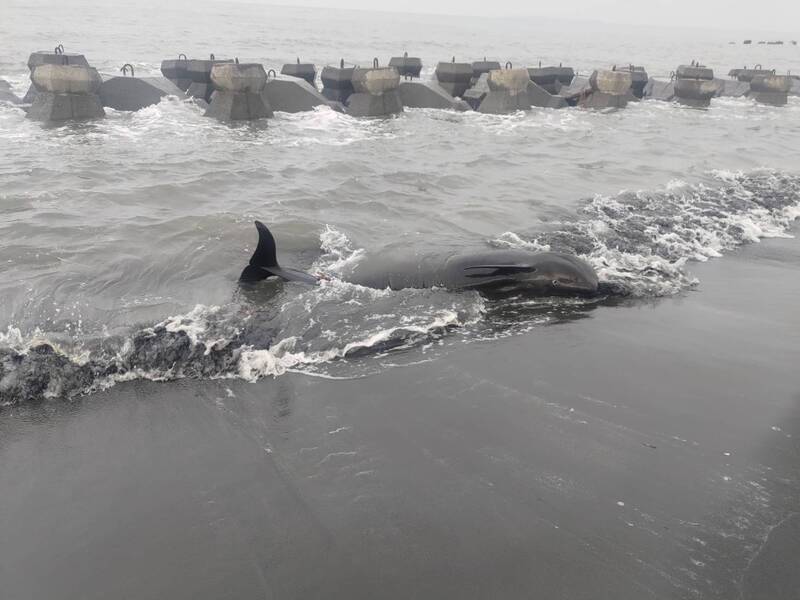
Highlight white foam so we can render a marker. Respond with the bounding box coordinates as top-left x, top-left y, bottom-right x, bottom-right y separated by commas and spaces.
492, 231, 551, 251
237, 307, 470, 381
161, 304, 221, 346
316, 225, 365, 274
493, 170, 800, 296
0, 325, 73, 356
0, 326, 26, 350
